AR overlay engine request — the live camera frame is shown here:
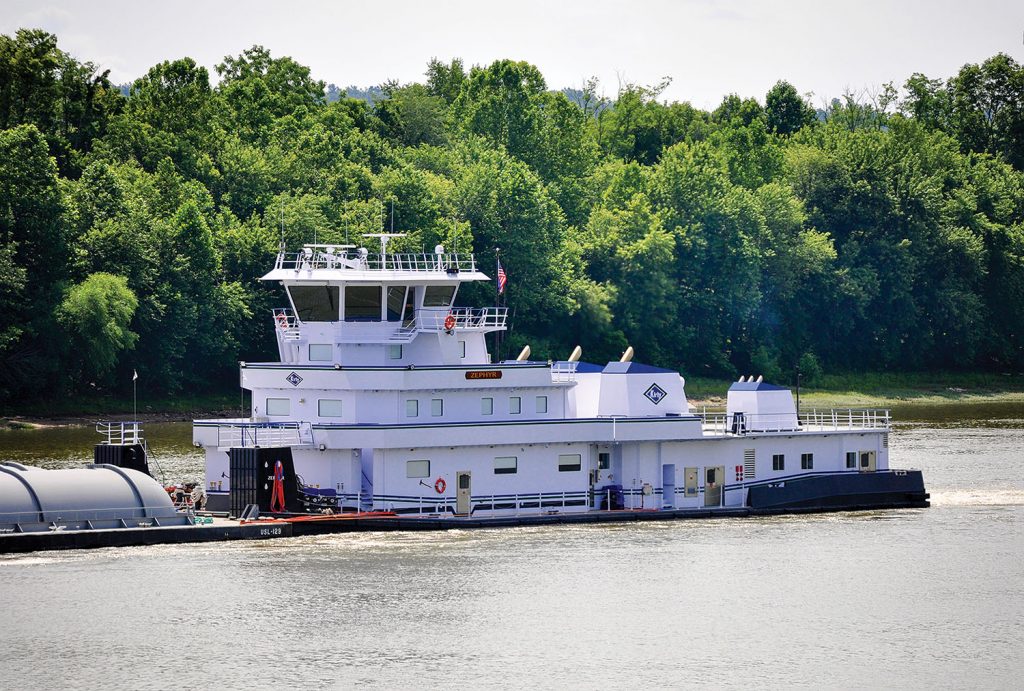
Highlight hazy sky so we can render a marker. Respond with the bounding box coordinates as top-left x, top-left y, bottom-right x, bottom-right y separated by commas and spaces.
4, 0, 1022, 109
